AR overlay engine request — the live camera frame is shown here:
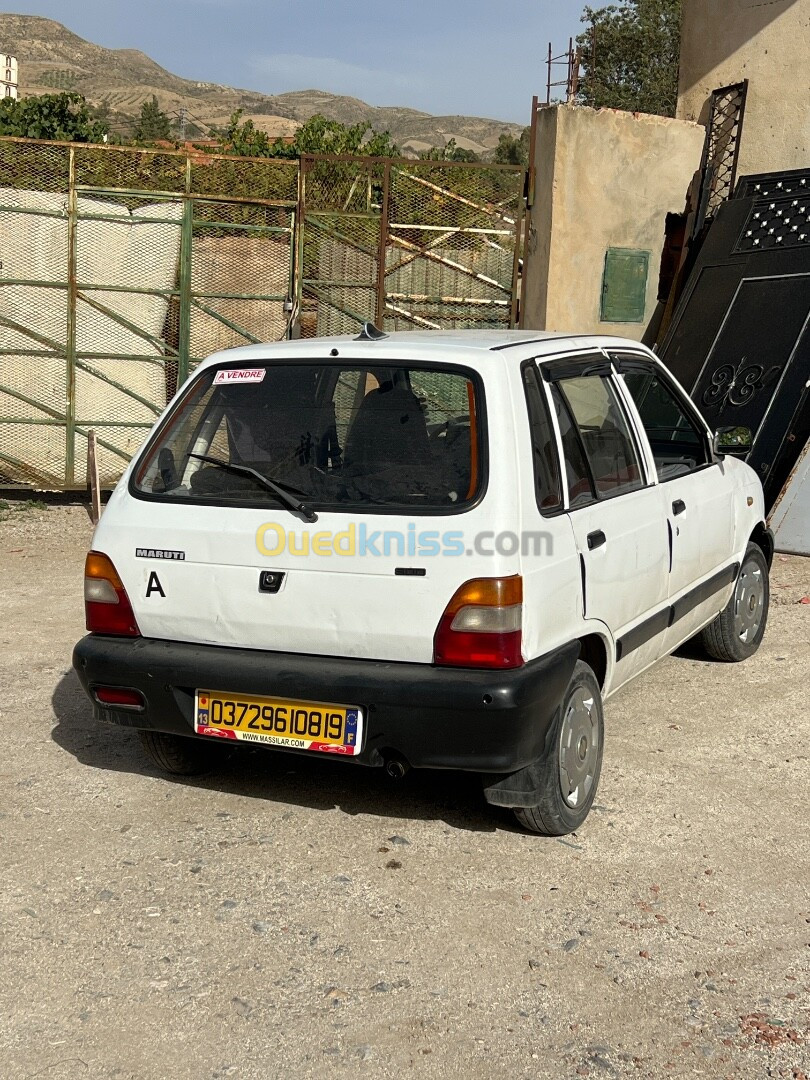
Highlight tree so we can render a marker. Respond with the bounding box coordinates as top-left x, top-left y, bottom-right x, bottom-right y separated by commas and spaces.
493, 128, 530, 166
418, 138, 479, 162
577, 0, 682, 118
220, 111, 398, 159
0, 92, 108, 142
134, 95, 172, 143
